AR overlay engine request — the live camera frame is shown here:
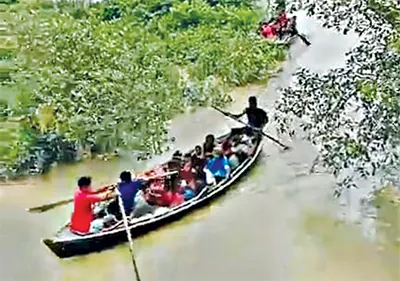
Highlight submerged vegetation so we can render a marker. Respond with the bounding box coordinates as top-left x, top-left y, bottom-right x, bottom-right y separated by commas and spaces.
0, 0, 286, 178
